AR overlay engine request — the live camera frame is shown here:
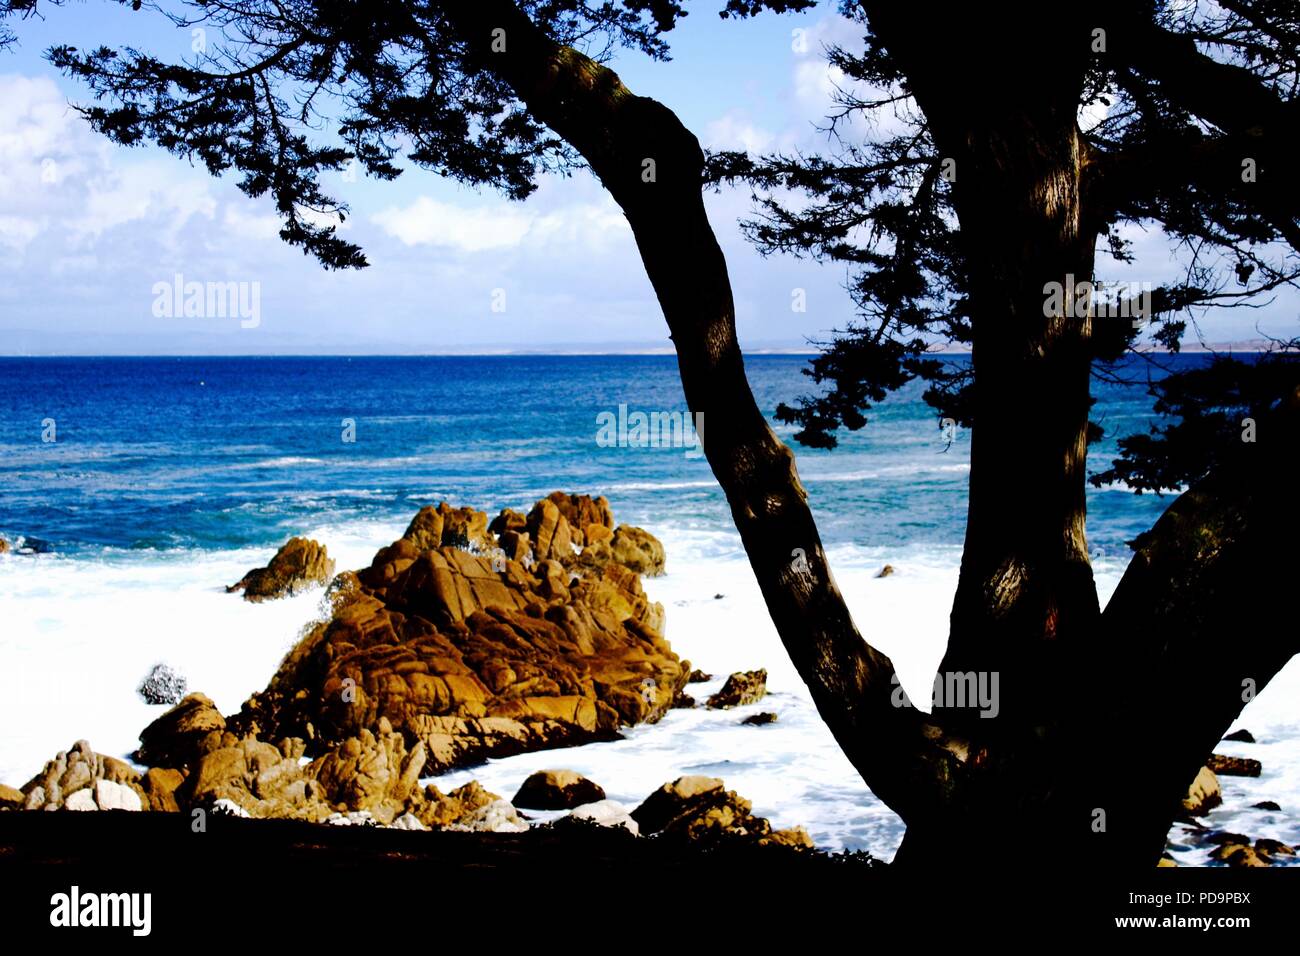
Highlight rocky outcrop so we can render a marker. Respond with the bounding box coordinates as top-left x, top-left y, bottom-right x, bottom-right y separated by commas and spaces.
1207, 753, 1262, 777
631, 775, 813, 850
707, 670, 768, 709
232, 497, 687, 774
20, 740, 146, 812
228, 537, 335, 601
1181, 766, 1222, 816
513, 769, 606, 810
0, 783, 23, 809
